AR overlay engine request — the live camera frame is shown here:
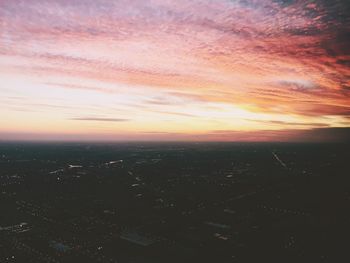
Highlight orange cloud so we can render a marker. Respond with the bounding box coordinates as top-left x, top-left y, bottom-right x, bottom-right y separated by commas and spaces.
0, 0, 349, 141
